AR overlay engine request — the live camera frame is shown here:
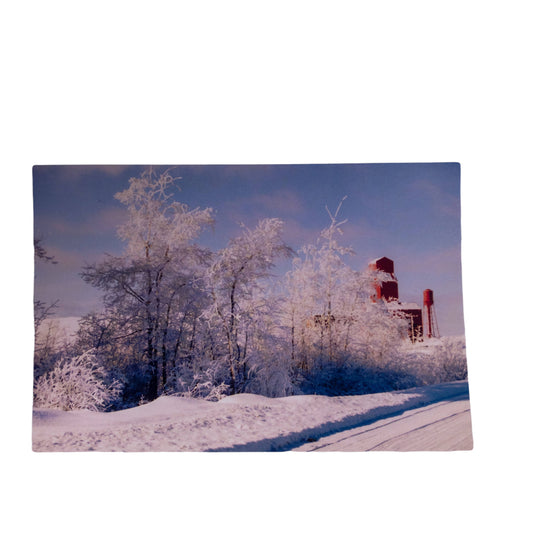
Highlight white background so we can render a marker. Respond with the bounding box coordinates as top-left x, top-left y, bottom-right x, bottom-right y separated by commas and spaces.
1, 1, 531, 532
